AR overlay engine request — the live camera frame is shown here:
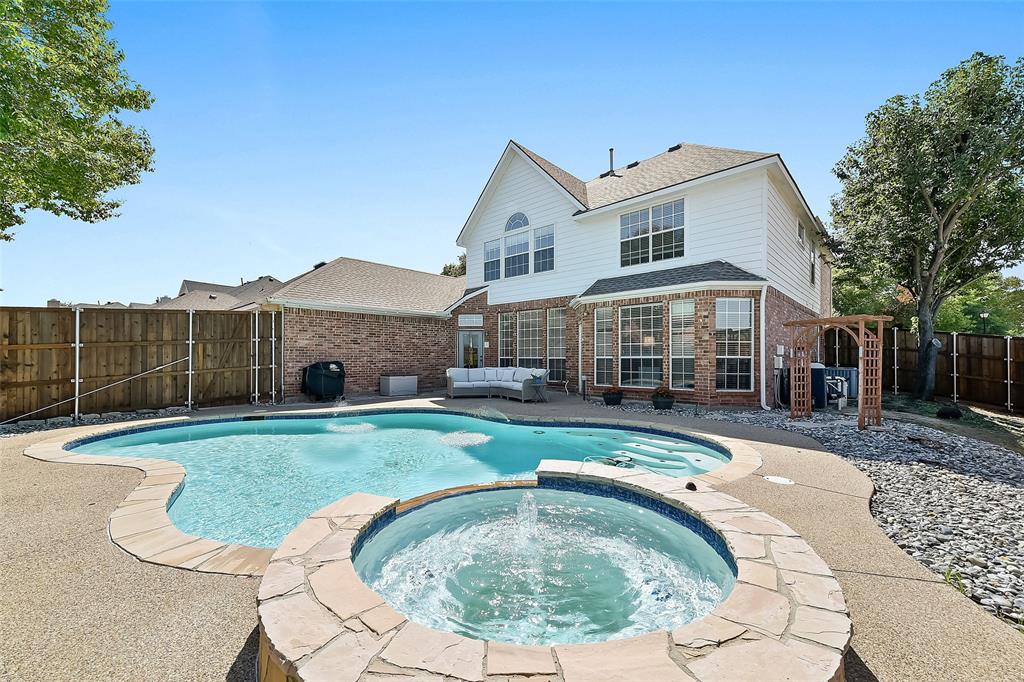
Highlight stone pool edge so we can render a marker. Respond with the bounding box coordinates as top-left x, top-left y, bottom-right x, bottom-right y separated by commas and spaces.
20, 407, 762, 578
257, 463, 851, 682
